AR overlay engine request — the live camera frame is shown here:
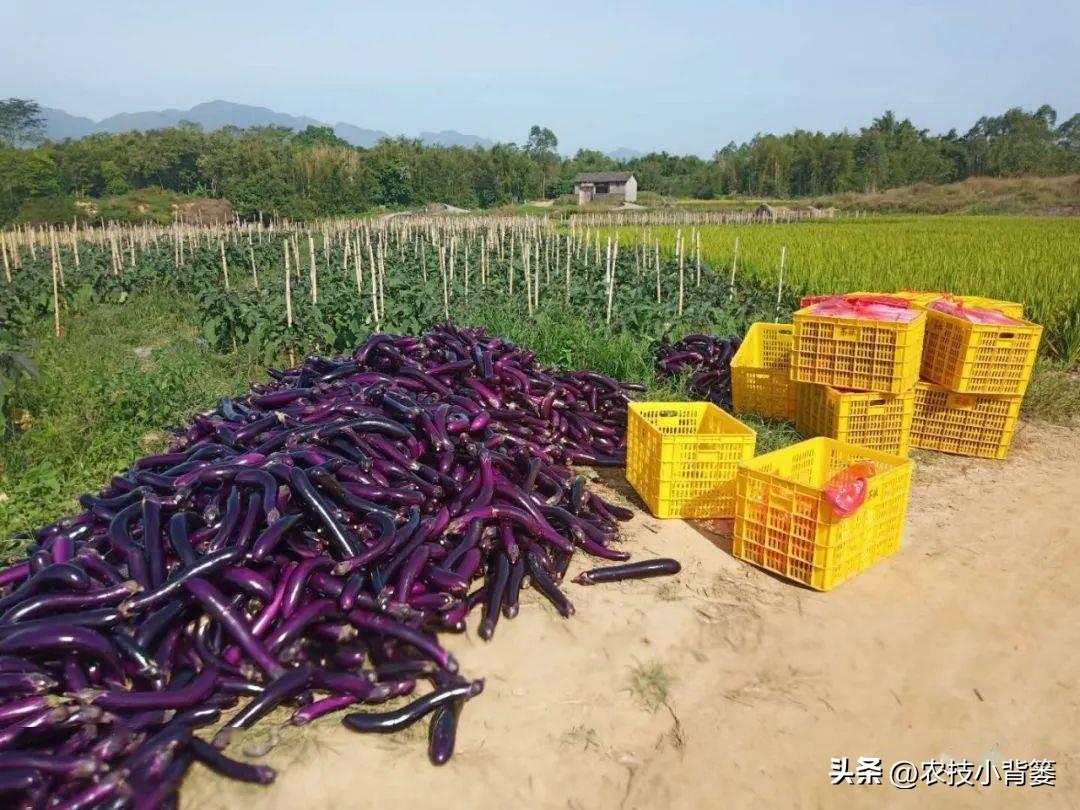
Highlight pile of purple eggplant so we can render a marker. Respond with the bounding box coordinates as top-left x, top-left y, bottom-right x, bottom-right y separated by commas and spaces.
653, 334, 742, 406
0, 325, 666, 807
